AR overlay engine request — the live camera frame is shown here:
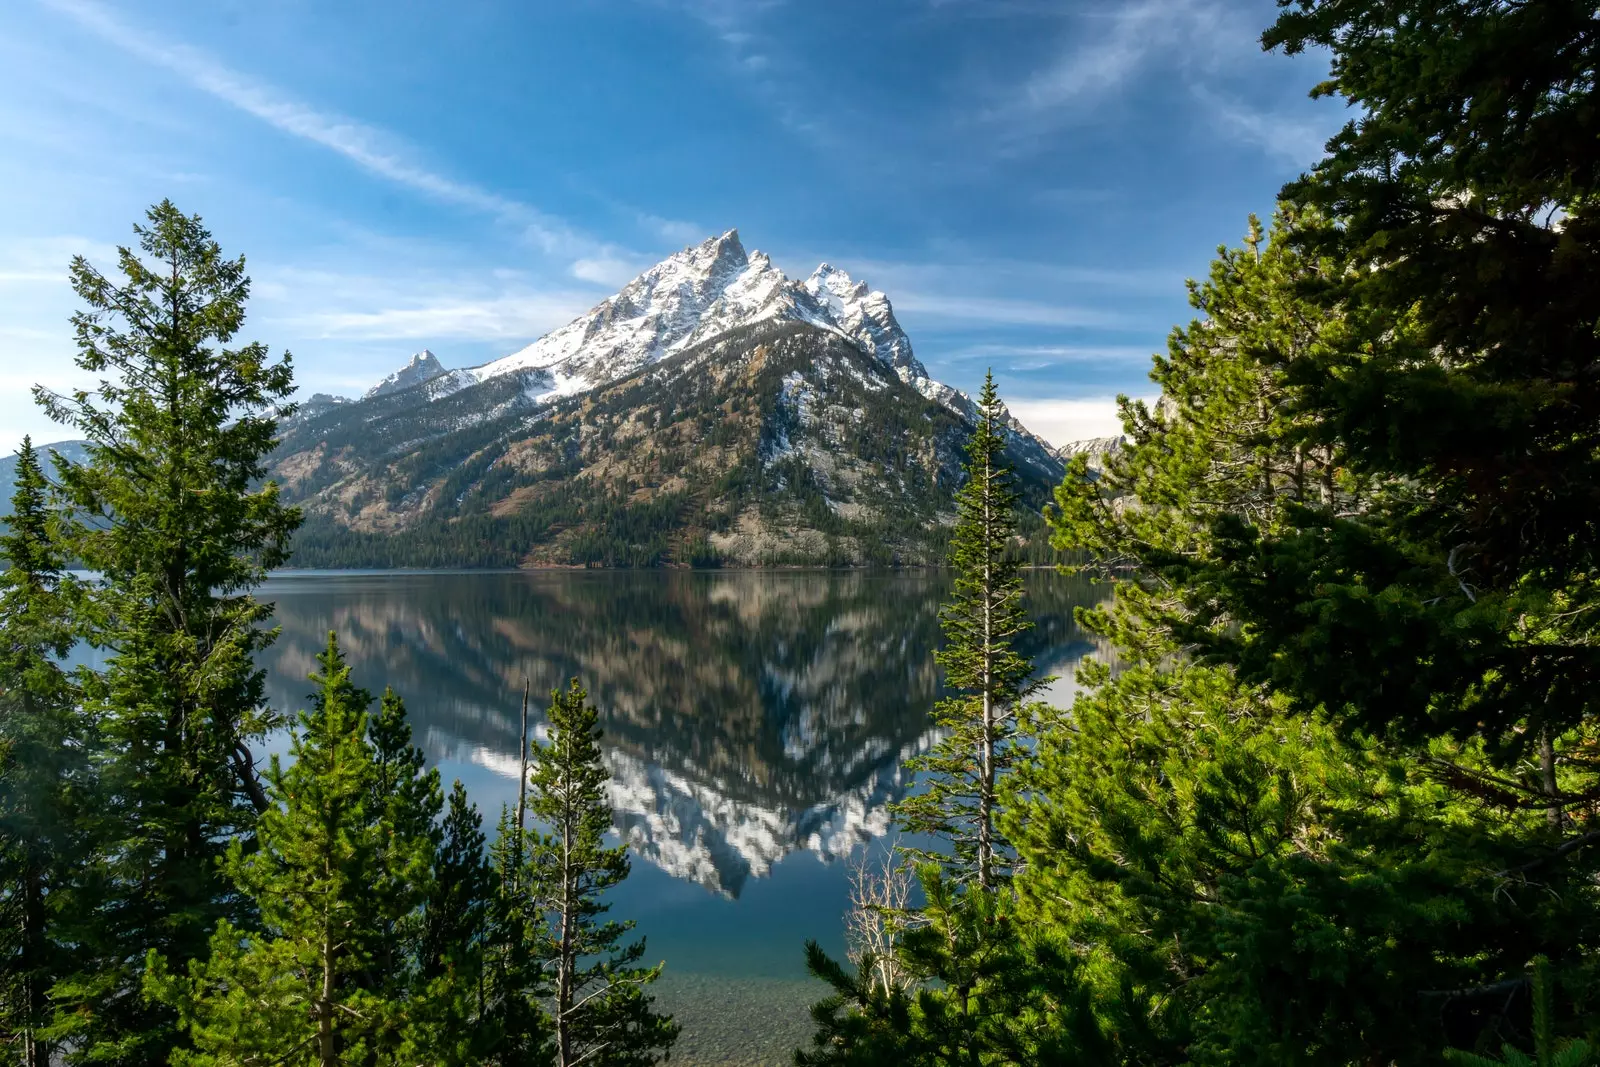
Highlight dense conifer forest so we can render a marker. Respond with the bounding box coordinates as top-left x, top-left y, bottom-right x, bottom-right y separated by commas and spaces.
5, 0, 1600, 1064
